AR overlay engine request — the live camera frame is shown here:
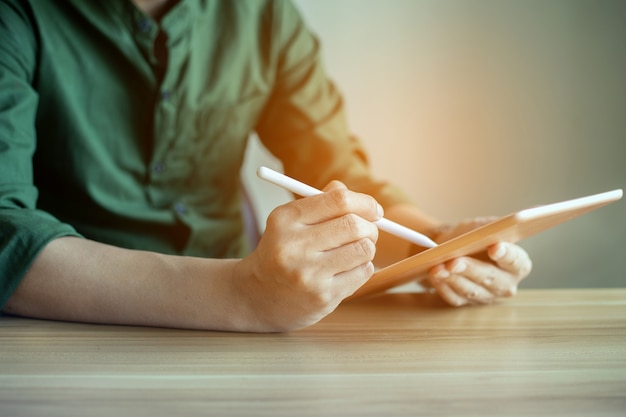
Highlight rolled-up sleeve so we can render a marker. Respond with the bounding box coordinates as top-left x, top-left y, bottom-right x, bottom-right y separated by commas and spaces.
256, 0, 413, 209
0, 1, 81, 308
